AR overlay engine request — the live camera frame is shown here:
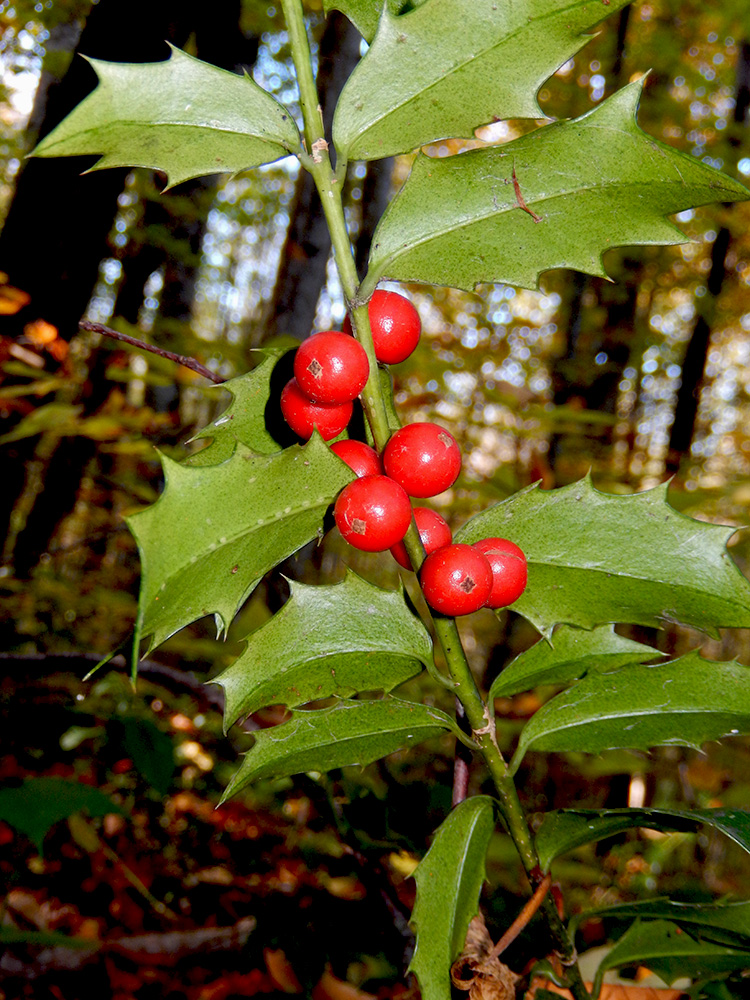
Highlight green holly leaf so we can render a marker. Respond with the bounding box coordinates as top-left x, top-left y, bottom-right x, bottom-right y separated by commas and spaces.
32, 46, 300, 186
334, 0, 628, 161
490, 625, 664, 700
187, 351, 291, 466
363, 80, 750, 295
0, 778, 125, 855
128, 436, 354, 655
410, 797, 495, 1000
572, 898, 750, 950
221, 696, 457, 801
511, 652, 750, 773
591, 921, 750, 996
214, 571, 432, 728
323, 0, 384, 41
455, 476, 750, 637
535, 807, 750, 873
